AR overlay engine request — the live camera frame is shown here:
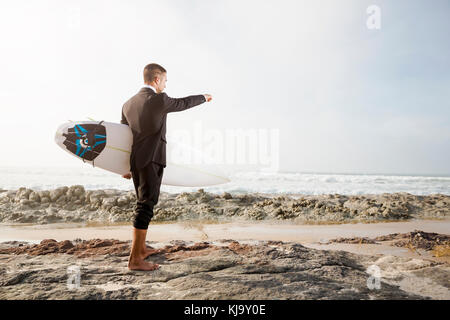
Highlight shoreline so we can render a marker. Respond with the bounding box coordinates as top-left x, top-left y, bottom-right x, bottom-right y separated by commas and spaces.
2, 218, 450, 241
1, 219, 449, 263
